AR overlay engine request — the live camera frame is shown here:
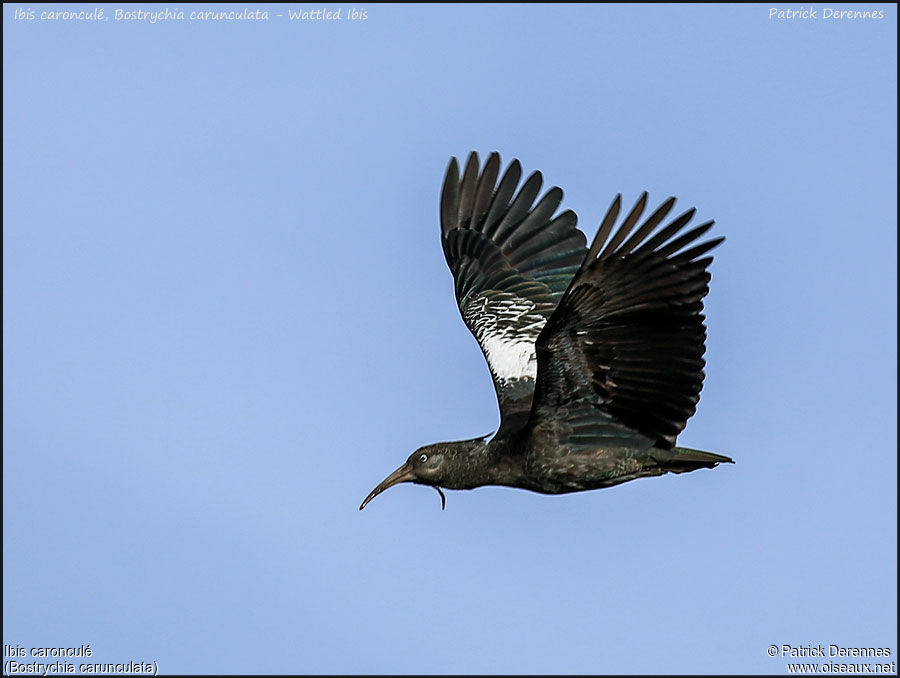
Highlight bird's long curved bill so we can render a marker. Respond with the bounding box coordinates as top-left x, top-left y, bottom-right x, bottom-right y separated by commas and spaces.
359, 461, 416, 510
